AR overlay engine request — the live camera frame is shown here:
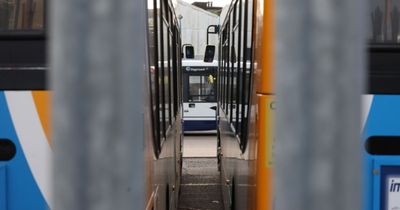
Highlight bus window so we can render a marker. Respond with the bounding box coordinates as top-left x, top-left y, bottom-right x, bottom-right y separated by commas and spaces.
189, 76, 201, 101
0, 0, 45, 30
185, 46, 195, 59
202, 75, 215, 99
370, 0, 400, 43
